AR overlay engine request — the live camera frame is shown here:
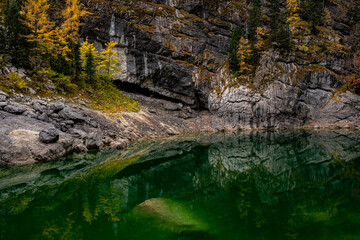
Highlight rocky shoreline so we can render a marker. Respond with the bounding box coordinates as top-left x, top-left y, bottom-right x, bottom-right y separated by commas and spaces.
1, 72, 360, 167
0, 90, 359, 167
0, 90, 222, 166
